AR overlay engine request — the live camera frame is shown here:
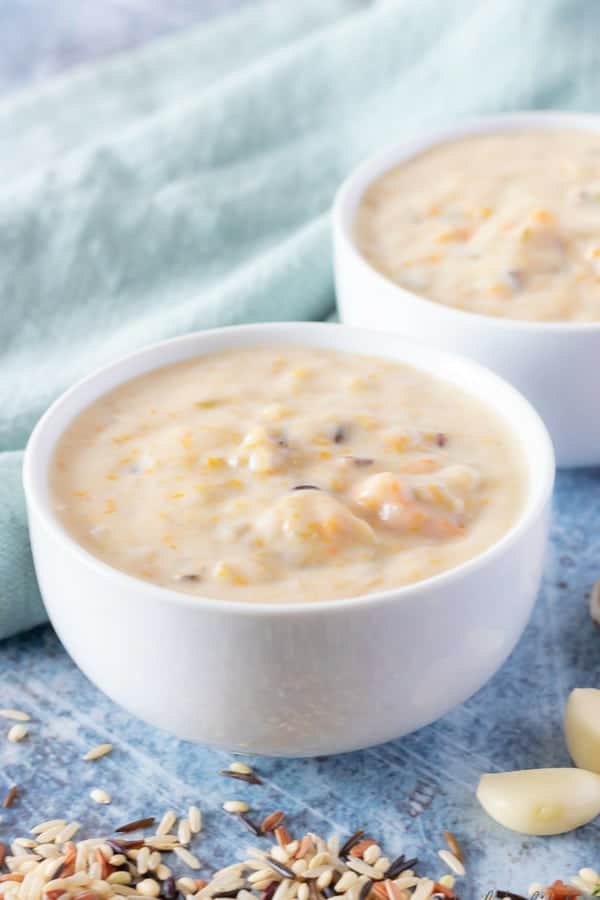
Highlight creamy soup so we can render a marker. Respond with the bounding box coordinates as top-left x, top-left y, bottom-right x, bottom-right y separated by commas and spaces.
50, 346, 525, 603
354, 129, 600, 322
